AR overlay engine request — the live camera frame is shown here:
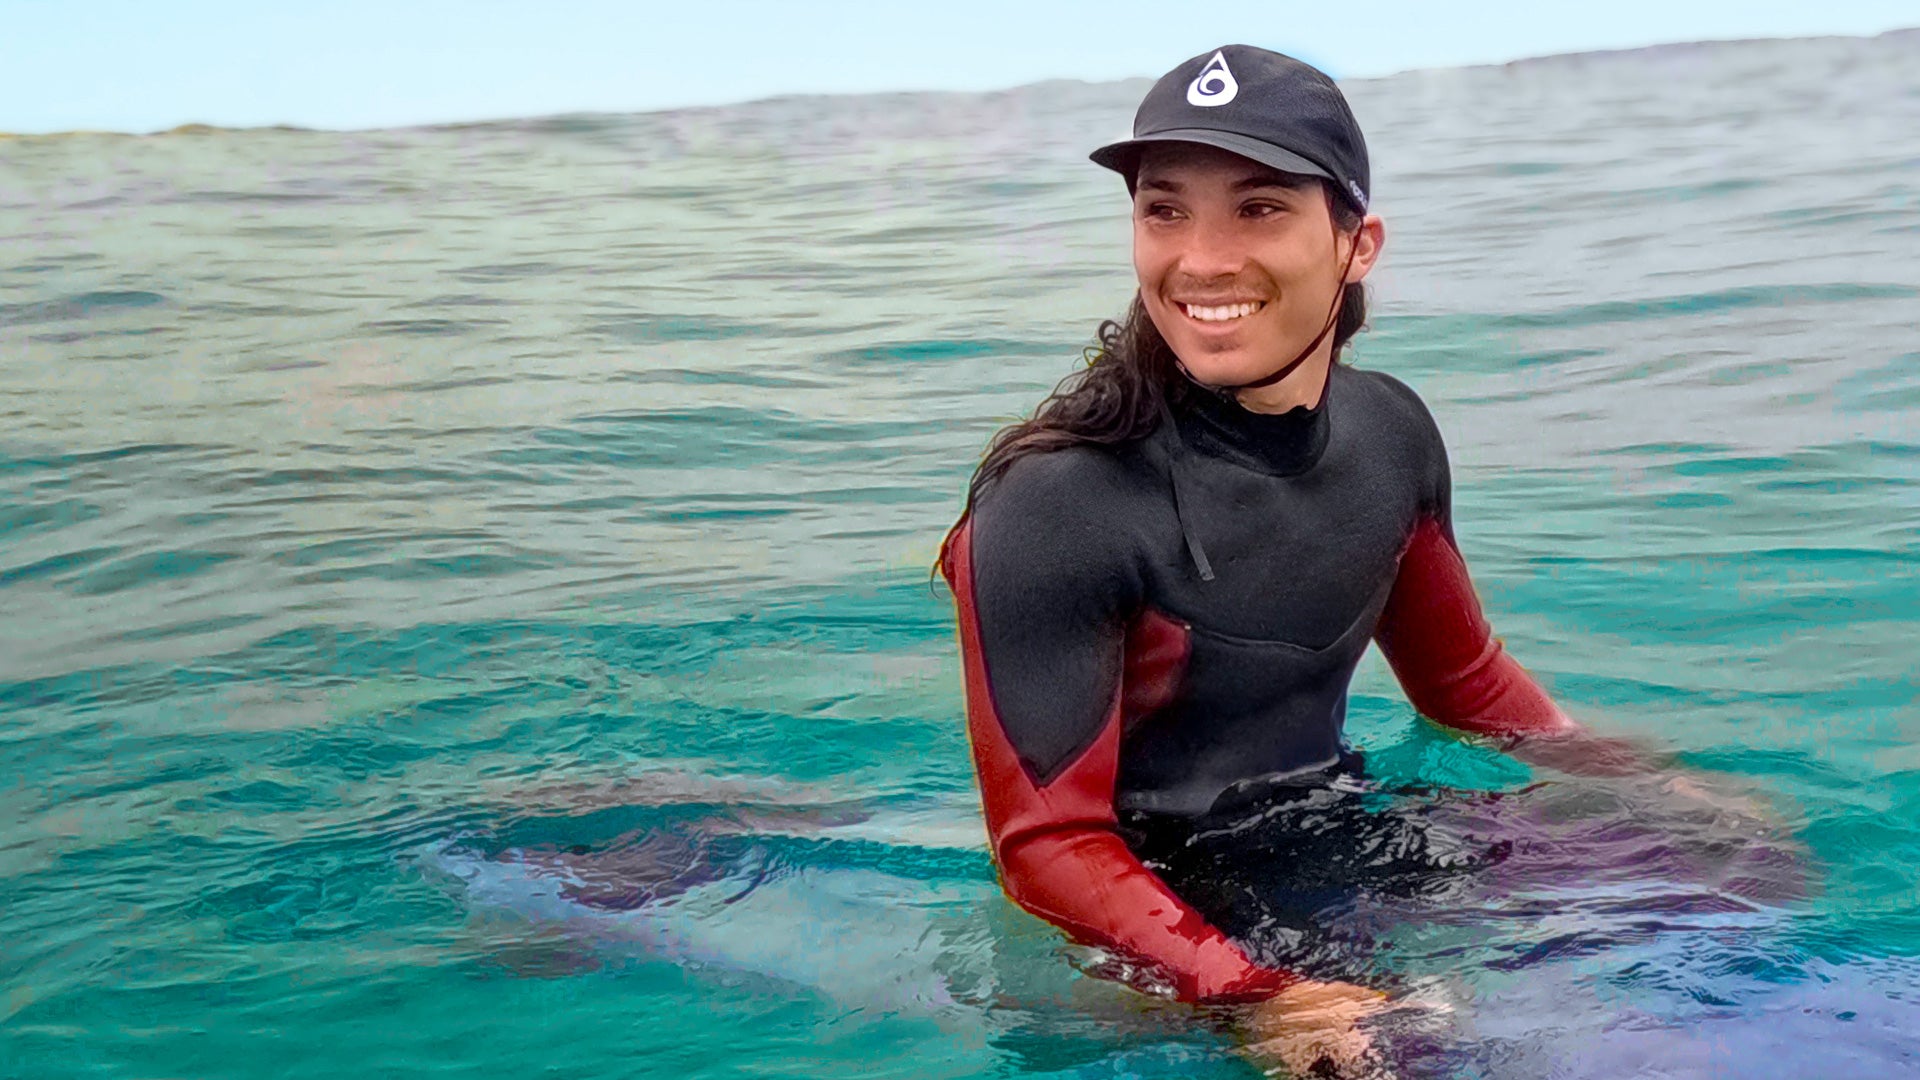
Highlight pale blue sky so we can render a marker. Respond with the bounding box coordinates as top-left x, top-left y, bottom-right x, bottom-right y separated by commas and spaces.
4, 0, 1916, 133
